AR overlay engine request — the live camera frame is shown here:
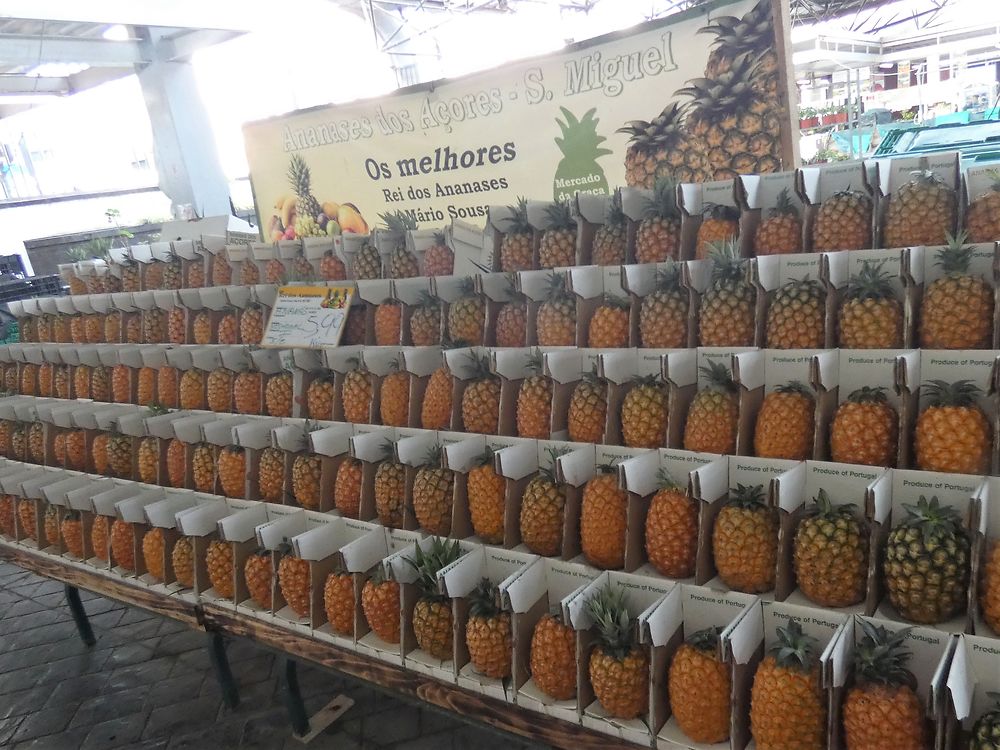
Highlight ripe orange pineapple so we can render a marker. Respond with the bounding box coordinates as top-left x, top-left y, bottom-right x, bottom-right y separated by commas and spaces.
240, 259, 261, 285
110, 519, 135, 571
586, 585, 648, 719
529, 614, 577, 701
207, 368, 234, 413
621, 375, 668, 449
70, 315, 86, 345
218, 447, 246, 498
467, 450, 506, 544
167, 308, 186, 344
466, 578, 512, 679
461, 353, 500, 435
62, 511, 84, 558
793, 490, 868, 608
379, 362, 410, 428
192, 443, 215, 492
342, 305, 367, 345
812, 188, 872, 251
257, 446, 286, 502
206, 539, 235, 598
107, 433, 133, 478
144, 260, 166, 290
104, 312, 122, 343
696, 204, 740, 259
142, 308, 166, 344
264, 257, 286, 284
334, 458, 363, 519
166, 438, 186, 488
305, 374, 335, 420
111, 364, 132, 403
409, 292, 442, 346
192, 311, 212, 345
179, 369, 206, 410
239, 304, 265, 345
142, 528, 166, 580
324, 571, 356, 635
499, 197, 534, 272
839, 259, 903, 348
635, 177, 681, 263
38, 363, 54, 397
536, 273, 576, 346
981, 542, 1000, 634
374, 448, 406, 528
915, 380, 990, 474
91, 433, 110, 474
54, 366, 70, 399
587, 295, 629, 348
830, 387, 898, 467
754, 188, 802, 255
580, 470, 627, 570
750, 619, 826, 750
217, 310, 238, 345
233, 370, 262, 415
342, 363, 373, 424
374, 300, 402, 346
16, 499, 36, 539
592, 191, 627, 266
412, 447, 454, 535
567, 369, 607, 444
0, 496, 14, 538
883, 167, 957, 248
424, 232, 454, 277
669, 627, 731, 743
92, 515, 109, 560
20, 363, 38, 396
292, 453, 323, 510
421, 366, 453, 430
3, 364, 16, 392
264, 372, 293, 417
138, 437, 160, 484
85, 314, 104, 343
684, 362, 739, 455
713, 484, 778, 593
0, 421, 11, 455
919, 231, 993, 349
157, 367, 179, 408
447, 278, 486, 345
538, 199, 577, 269
137, 367, 156, 407
645, 469, 698, 578
245, 550, 273, 610
172, 537, 195, 588
124, 315, 141, 344
496, 277, 527, 347
319, 249, 347, 281
966, 171, 1000, 243
520, 458, 567, 556
44, 506, 60, 548
407, 538, 462, 659
753, 383, 815, 460
212, 253, 232, 285
278, 548, 312, 619
27, 422, 44, 464
699, 241, 756, 347
362, 571, 400, 644
640, 265, 688, 348
765, 276, 825, 349
516, 351, 552, 439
